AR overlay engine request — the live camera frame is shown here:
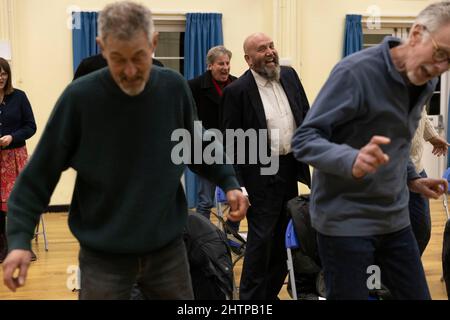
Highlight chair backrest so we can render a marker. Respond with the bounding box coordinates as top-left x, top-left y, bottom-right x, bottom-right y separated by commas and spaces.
285, 219, 300, 249
215, 187, 227, 203
443, 167, 450, 194
443, 167, 450, 183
